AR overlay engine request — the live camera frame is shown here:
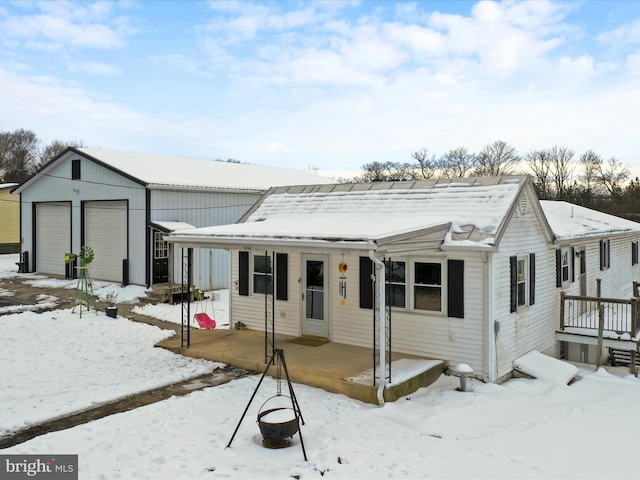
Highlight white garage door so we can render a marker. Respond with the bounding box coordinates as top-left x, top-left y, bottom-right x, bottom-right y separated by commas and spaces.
84, 201, 127, 282
36, 202, 71, 276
